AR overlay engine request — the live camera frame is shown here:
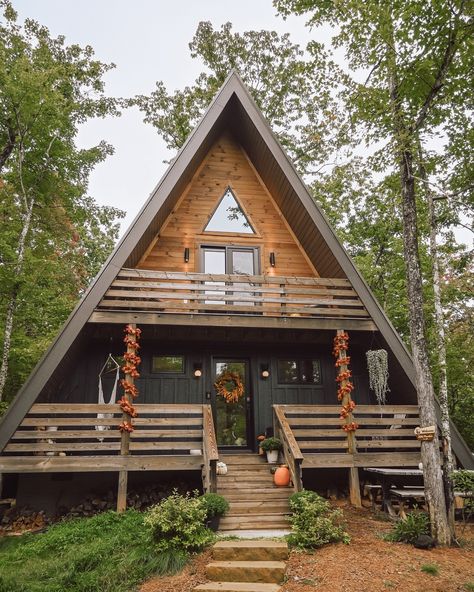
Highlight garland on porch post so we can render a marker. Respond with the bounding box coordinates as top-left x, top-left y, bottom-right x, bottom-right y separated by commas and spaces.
333, 331, 358, 433
118, 324, 141, 433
